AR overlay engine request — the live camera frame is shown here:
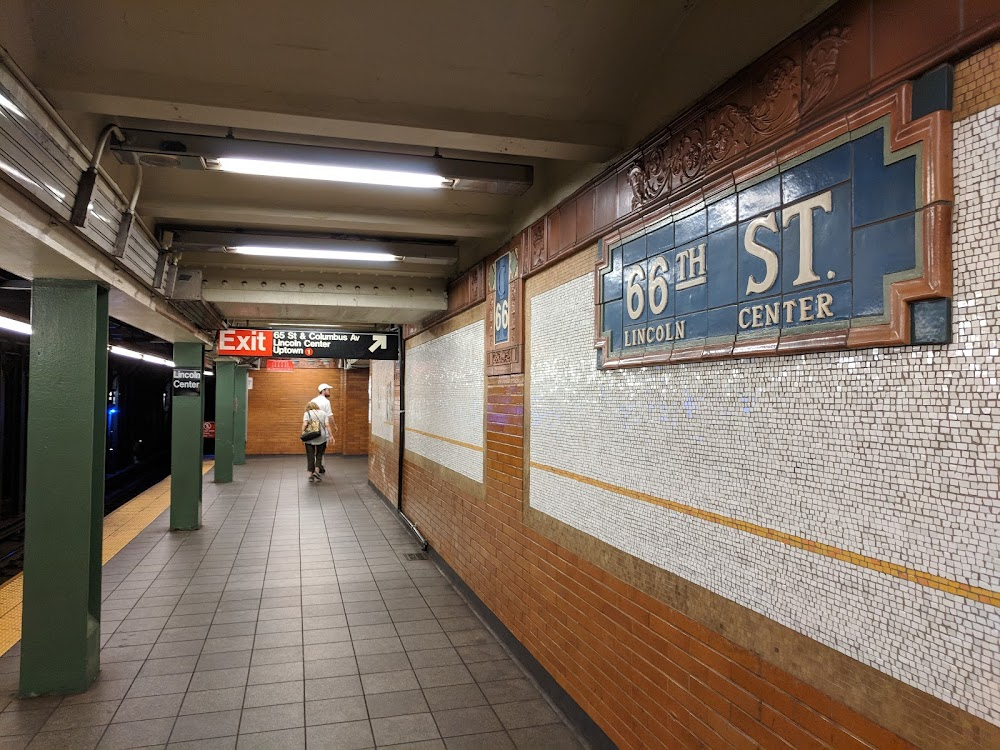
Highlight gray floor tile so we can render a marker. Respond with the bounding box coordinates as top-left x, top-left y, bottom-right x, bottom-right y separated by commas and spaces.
157, 627, 211, 644
467, 661, 523, 683
360, 670, 420, 695
242, 681, 303, 708
304, 675, 363, 702
433, 706, 503, 738
97, 717, 175, 750
507, 724, 583, 750
17, 458, 580, 750
169, 710, 241, 743
195, 652, 250, 673
305, 720, 374, 750
247, 662, 302, 686
422, 685, 488, 712
168, 734, 237, 749
393, 621, 444, 637
371, 713, 440, 747
406, 649, 463, 670
475, 679, 540, 706
179, 687, 245, 715
187, 669, 248, 692
304, 696, 368, 726
357, 652, 411, 675
0, 710, 51, 736
200, 637, 254, 656
25, 725, 105, 749
138, 657, 199, 678
446, 630, 494, 648
303, 657, 358, 680
235, 728, 304, 750
40, 701, 120, 732
491, 700, 560, 731
112, 693, 185, 723
301, 628, 351, 646
352, 638, 403, 656
250, 632, 300, 650
62, 680, 133, 705
443, 732, 515, 750
414, 666, 474, 690
238, 703, 303, 734
364, 690, 429, 720
149, 641, 204, 660
302, 642, 354, 661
